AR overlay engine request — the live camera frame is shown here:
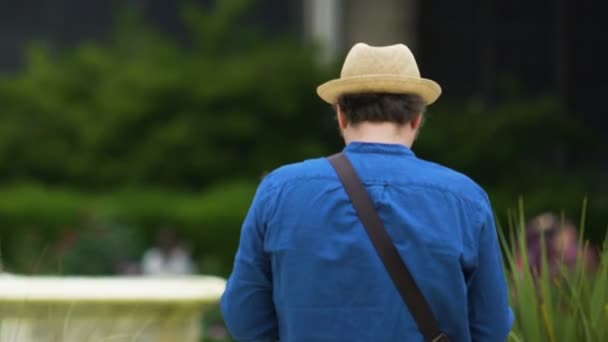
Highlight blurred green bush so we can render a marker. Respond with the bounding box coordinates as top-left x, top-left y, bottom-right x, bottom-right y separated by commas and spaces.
0, 182, 257, 276
0, 0, 605, 276
0, 1, 340, 190
416, 98, 608, 243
